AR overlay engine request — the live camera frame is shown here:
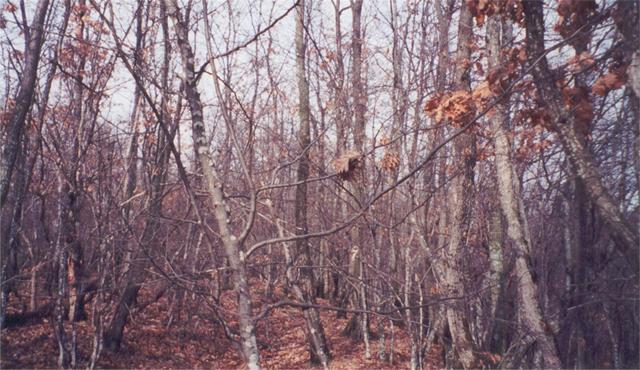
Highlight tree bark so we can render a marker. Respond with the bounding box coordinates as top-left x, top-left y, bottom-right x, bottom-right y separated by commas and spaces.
0, 0, 50, 206
523, 0, 639, 273
426, 0, 454, 356
166, 1, 261, 368
103, 1, 159, 351
0, 0, 50, 329
54, 174, 71, 368
293, 1, 331, 366
340, 0, 371, 349
487, 15, 562, 368
440, 1, 477, 368
351, 0, 366, 153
